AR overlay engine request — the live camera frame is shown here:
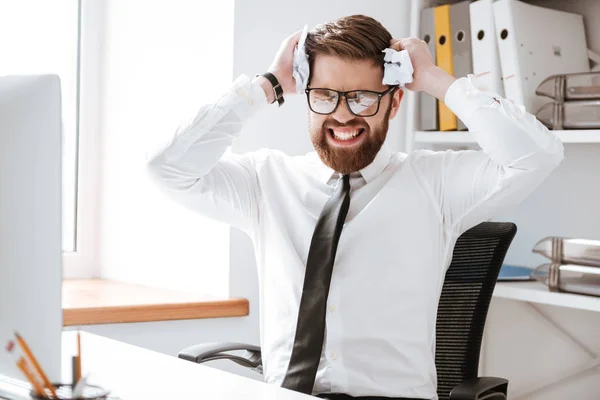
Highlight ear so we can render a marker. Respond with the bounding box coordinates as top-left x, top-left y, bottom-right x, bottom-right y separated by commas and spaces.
388, 88, 404, 120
